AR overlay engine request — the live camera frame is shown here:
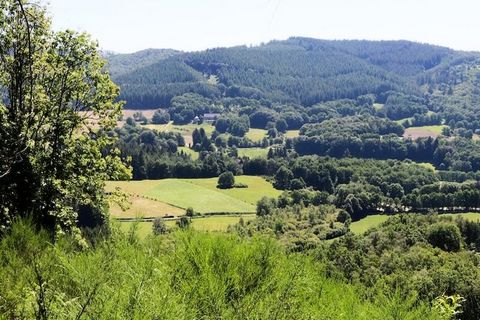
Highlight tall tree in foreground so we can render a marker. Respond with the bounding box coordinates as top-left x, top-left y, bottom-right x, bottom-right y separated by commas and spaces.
0, 0, 130, 234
